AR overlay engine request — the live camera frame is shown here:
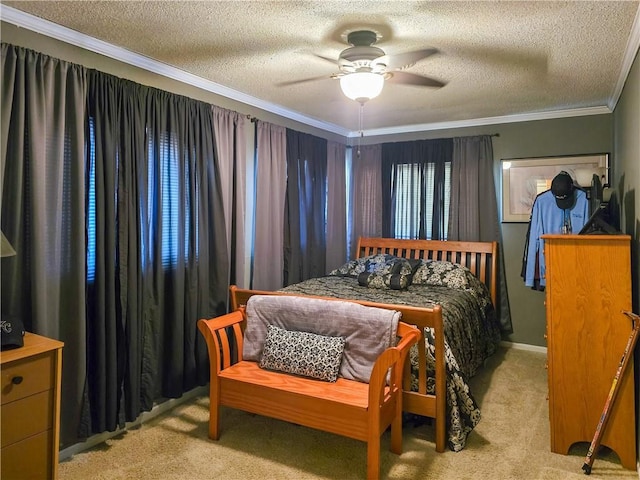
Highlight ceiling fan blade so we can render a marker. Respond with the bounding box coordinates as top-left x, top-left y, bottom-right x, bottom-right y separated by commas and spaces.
313, 54, 338, 66
387, 71, 445, 88
275, 75, 329, 87
375, 48, 438, 70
